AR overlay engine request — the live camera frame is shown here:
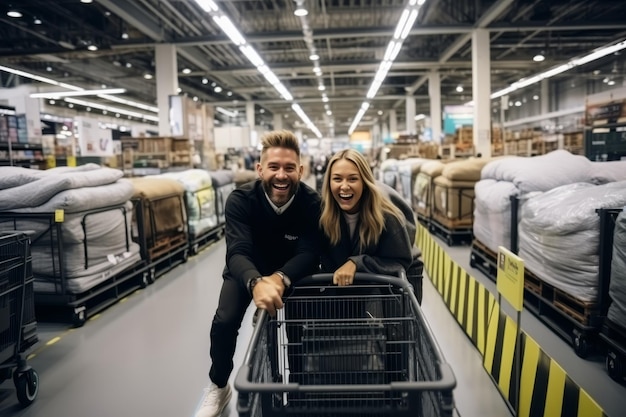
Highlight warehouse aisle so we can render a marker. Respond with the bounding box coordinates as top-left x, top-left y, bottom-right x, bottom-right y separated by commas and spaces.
0, 237, 511, 417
